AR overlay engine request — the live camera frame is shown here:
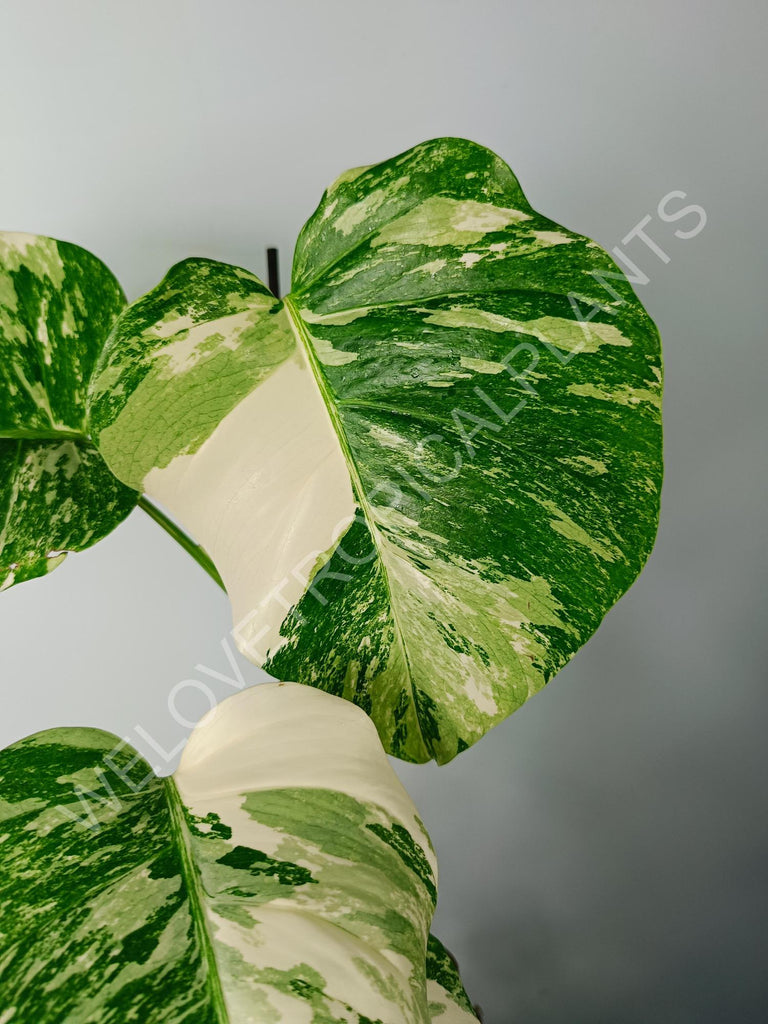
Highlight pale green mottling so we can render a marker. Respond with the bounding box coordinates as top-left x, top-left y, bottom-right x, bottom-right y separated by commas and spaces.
536, 498, 621, 562
334, 183, 398, 236
425, 307, 630, 354
298, 307, 370, 326
27, 440, 81, 480
422, 306, 523, 333
311, 335, 360, 366
406, 259, 448, 277
0, 233, 65, 288
532, 315, 631, 353
19, 726, 122, 751
533, 230, 574, 246
459, 356, 506, 374
568, 381, 662, 408
368, 425, 417, 451
146, 308, 272, 376
328, 163, 373, 190
372, 197, 531, 248
559, 454, 609, 475
44, 551, 67, 572
0, 269, 18, 312
0, 796, 46, 822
